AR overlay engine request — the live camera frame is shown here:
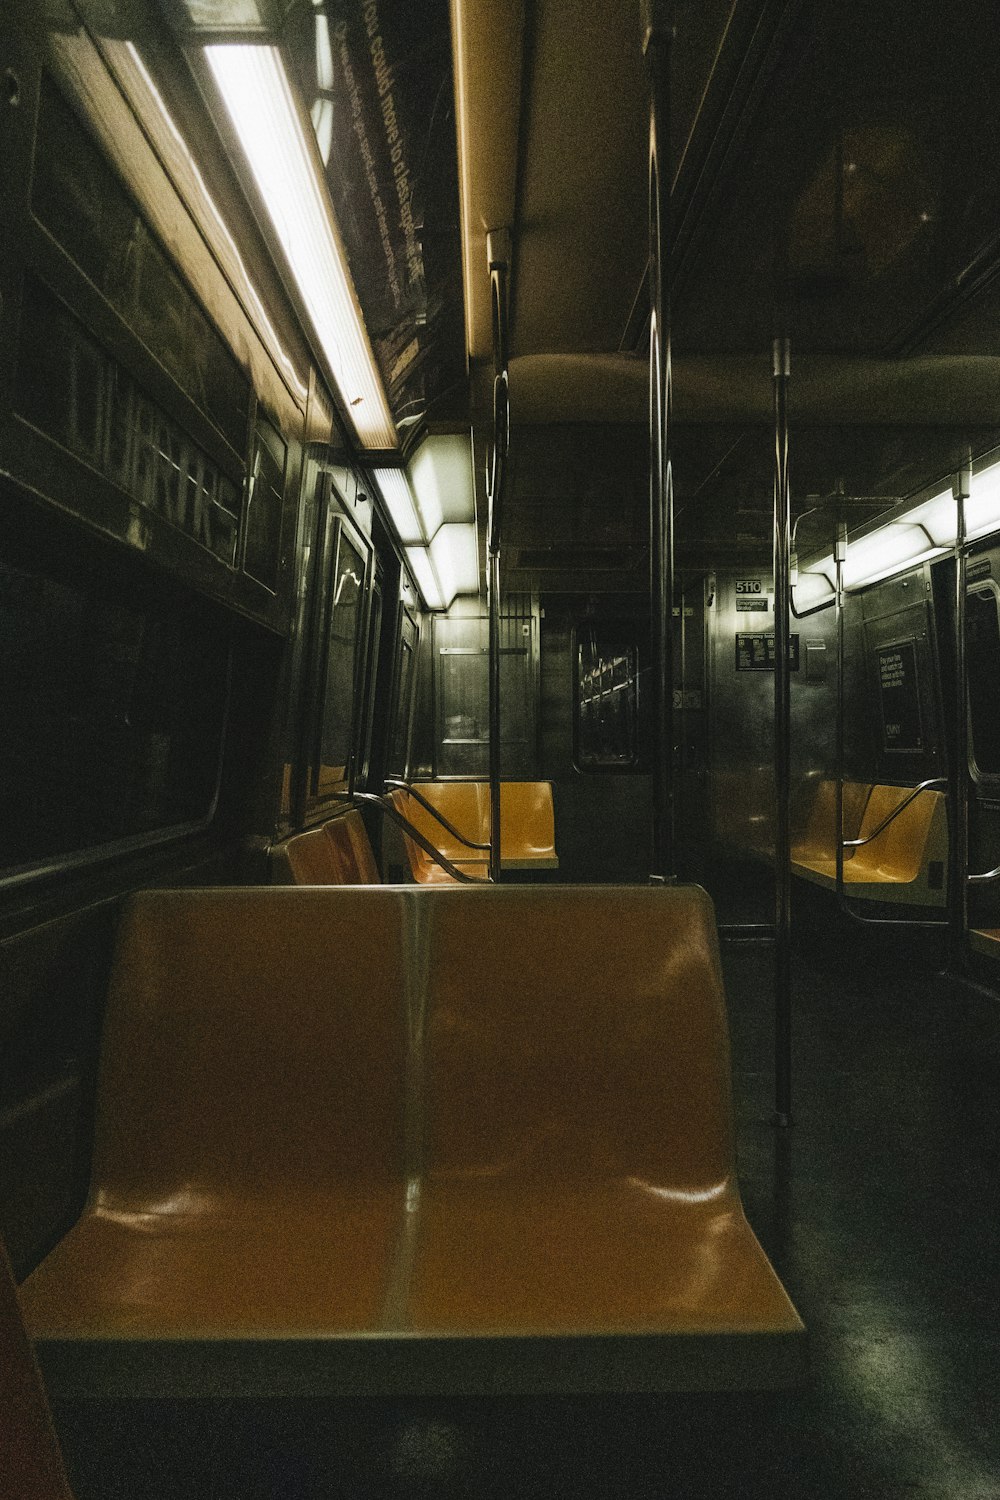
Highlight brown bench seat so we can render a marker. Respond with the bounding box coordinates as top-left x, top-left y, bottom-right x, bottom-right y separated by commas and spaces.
393, 781, 558, 882
270, 808, 380, 885
791, 781, 948, 905
19, 886, 804, 1396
